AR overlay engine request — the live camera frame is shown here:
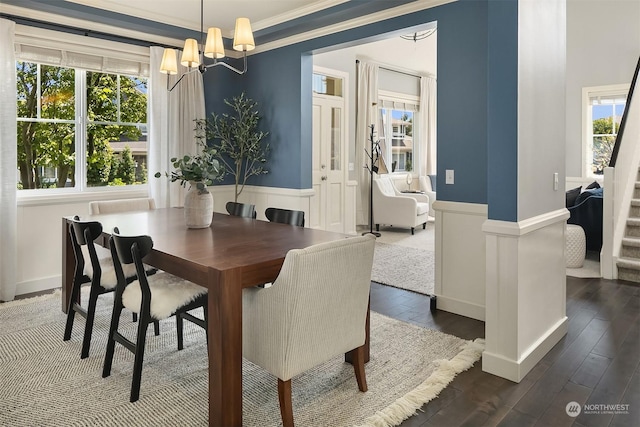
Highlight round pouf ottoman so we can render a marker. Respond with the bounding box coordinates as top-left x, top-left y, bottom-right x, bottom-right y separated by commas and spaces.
566, 224, 586, 268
